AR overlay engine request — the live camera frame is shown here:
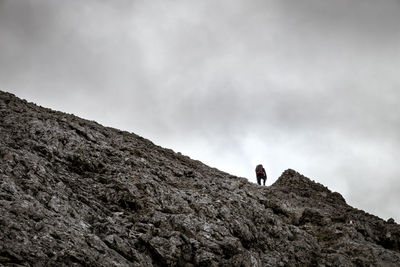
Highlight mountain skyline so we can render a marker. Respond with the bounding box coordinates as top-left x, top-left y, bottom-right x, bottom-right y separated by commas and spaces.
1, 0, 400, 222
